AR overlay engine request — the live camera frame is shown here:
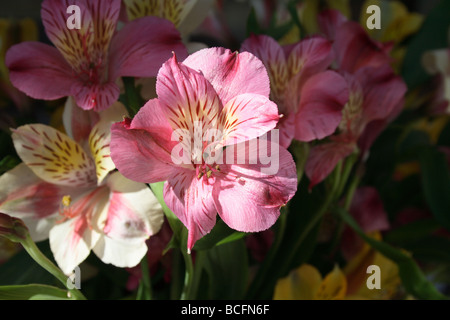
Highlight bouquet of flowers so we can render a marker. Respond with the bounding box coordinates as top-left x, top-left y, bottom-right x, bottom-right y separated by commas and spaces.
0, 0, 449, 302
